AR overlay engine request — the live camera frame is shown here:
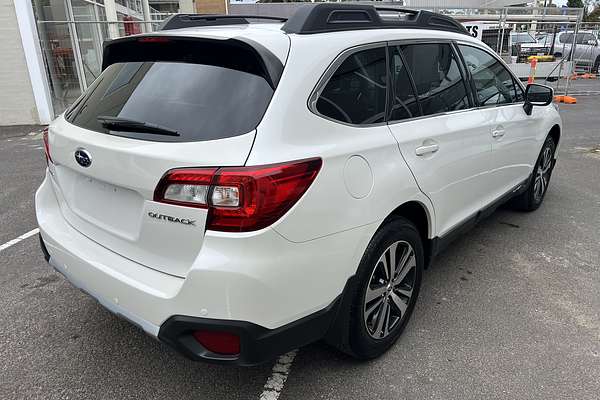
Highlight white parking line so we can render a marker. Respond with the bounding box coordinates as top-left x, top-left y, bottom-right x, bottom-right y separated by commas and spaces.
258, 350, 298, 400
0, 228, 39, 253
